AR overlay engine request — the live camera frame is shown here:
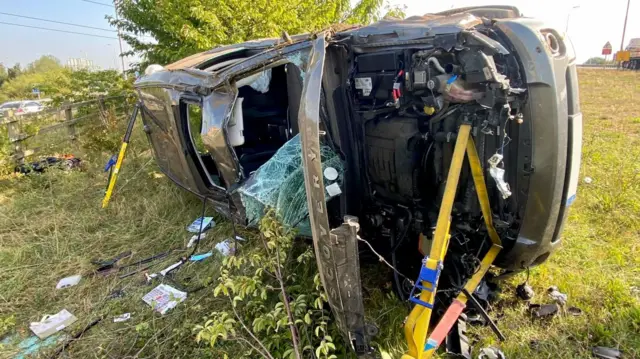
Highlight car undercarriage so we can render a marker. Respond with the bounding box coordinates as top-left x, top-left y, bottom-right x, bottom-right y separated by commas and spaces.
132, 6, 582, 358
